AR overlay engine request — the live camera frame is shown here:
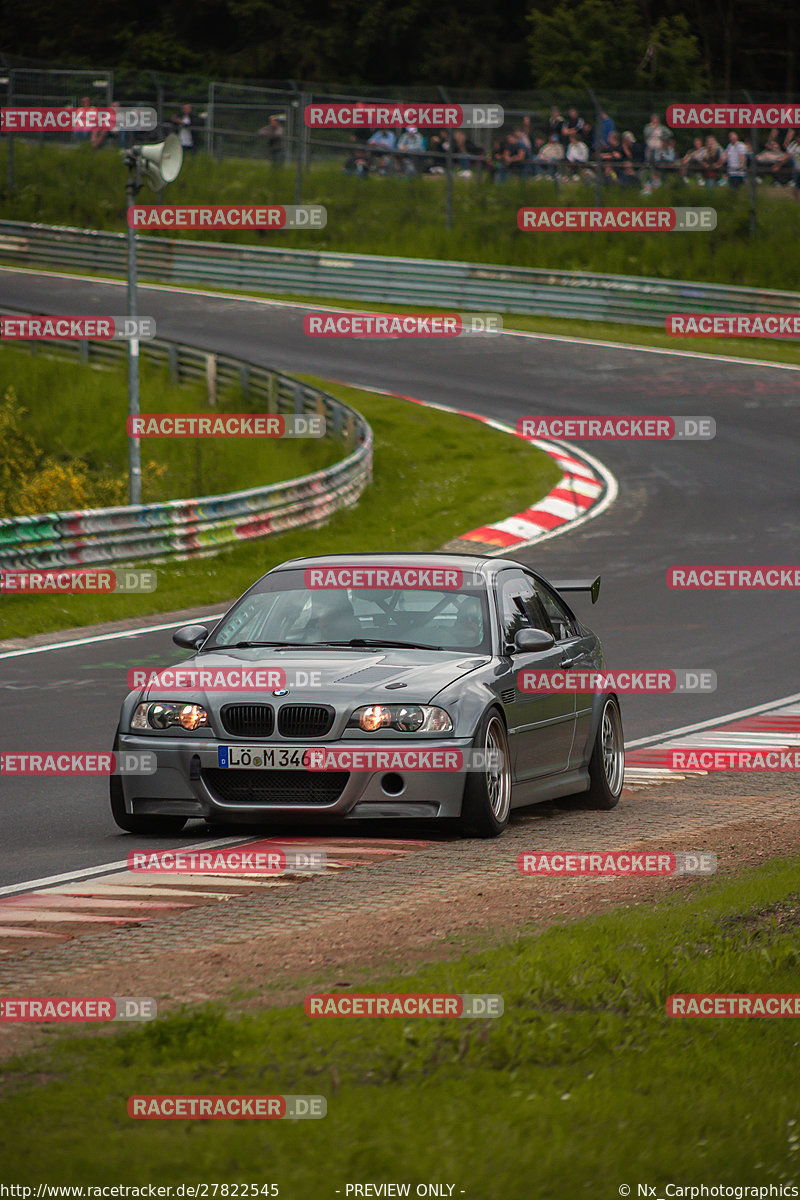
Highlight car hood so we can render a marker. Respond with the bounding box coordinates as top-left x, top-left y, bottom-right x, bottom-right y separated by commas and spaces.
137, 648, 491, 706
